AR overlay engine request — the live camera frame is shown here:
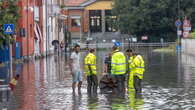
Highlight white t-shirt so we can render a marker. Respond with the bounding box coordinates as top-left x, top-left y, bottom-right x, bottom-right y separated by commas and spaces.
70, 52, 81, 72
